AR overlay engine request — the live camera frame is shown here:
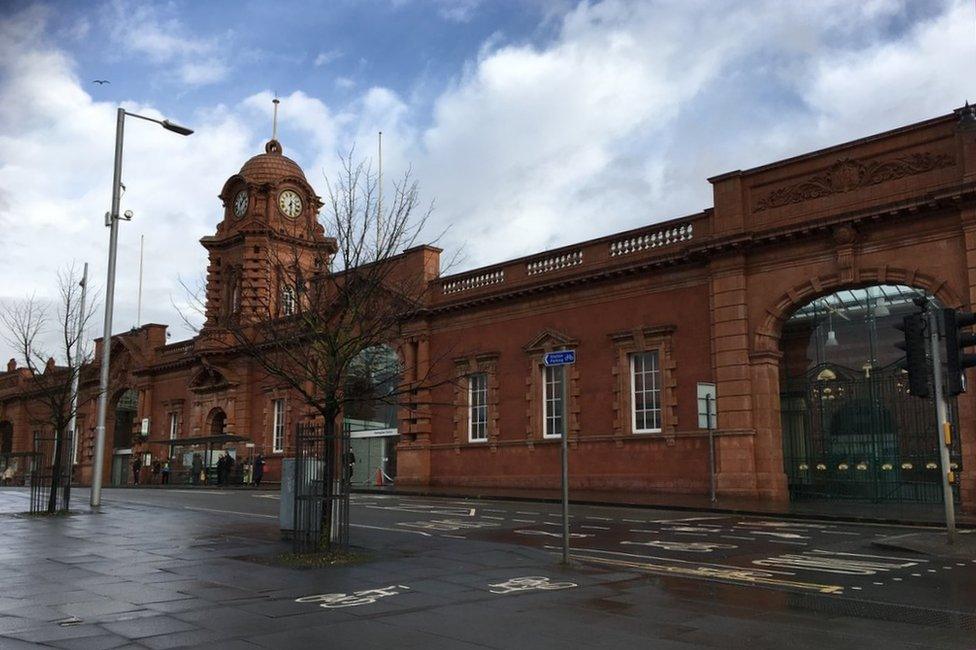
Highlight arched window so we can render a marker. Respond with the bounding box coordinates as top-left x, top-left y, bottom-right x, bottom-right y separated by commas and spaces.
282, 286, 296, 316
